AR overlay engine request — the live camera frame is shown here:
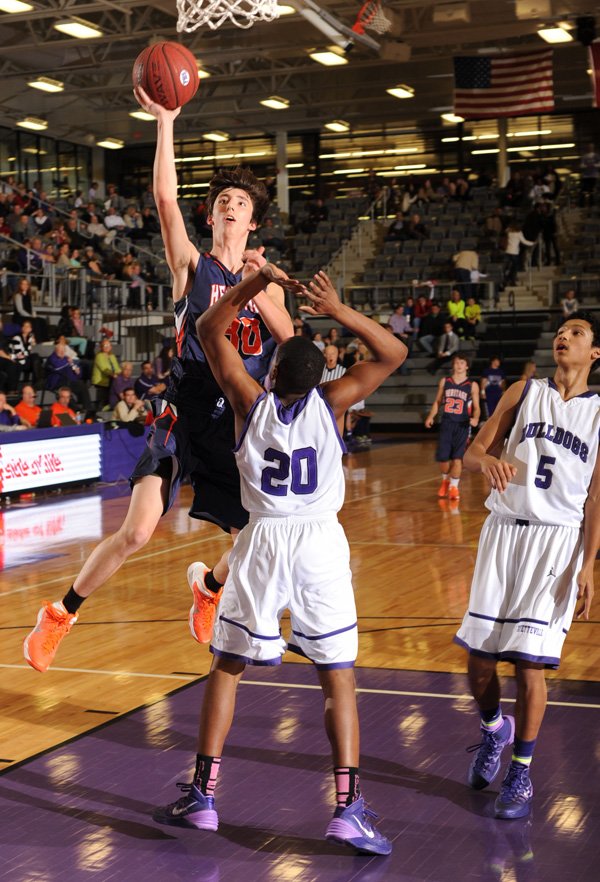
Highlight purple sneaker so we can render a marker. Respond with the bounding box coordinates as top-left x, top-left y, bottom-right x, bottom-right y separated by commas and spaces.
467, 715, 515, 790
153, 782, 218, 830
325, 797, 392, 856
494, 763, 533, 819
